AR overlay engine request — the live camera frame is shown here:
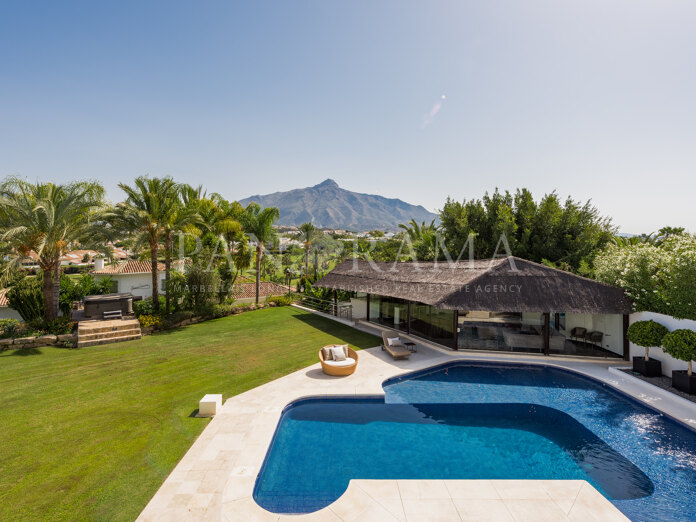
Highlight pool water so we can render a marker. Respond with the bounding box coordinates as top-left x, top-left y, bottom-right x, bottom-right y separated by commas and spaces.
253, 362, 696, 520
